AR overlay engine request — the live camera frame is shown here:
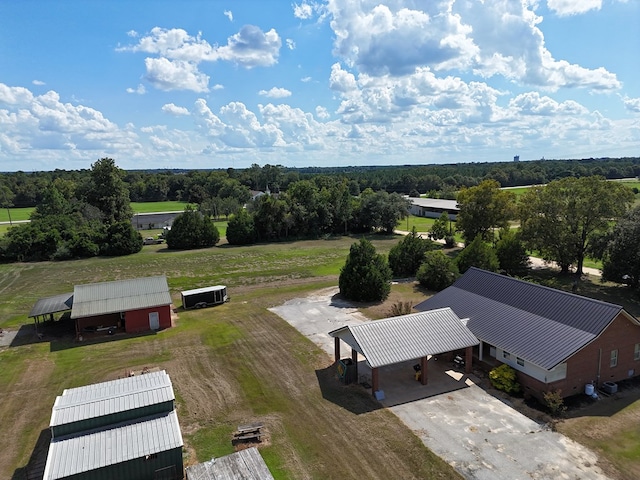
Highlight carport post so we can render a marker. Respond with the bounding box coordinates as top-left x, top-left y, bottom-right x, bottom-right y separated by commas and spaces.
351, 348, 358, 381
334, 337, 341, 364
420, 356, 428, 385
465, 346, 473, 374
371, 367, 379, 395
